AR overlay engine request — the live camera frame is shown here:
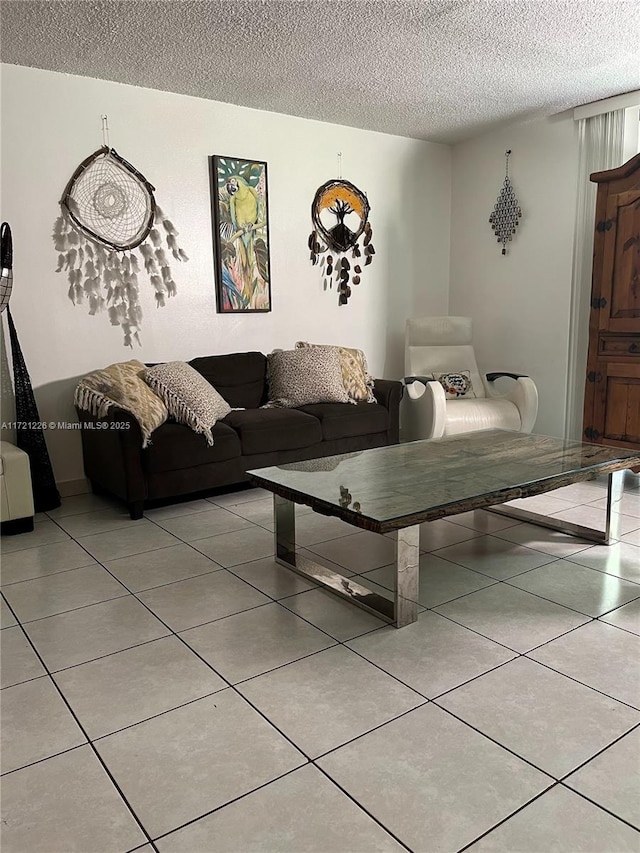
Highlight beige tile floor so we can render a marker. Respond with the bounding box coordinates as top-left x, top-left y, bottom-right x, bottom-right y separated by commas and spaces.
1, 475, 639, 852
